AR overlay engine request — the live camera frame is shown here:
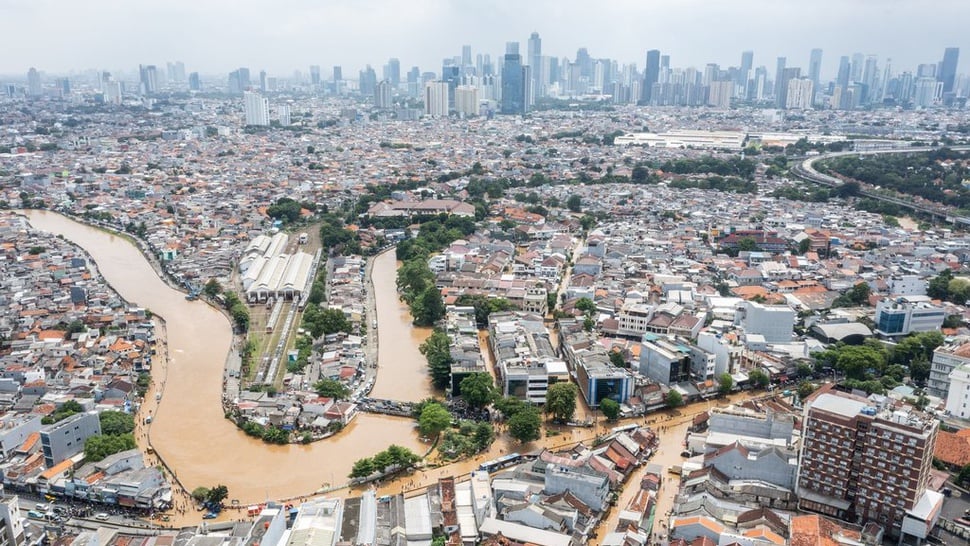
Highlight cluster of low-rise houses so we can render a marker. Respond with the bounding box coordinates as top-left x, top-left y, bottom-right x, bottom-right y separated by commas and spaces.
0, 213, 170, 511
